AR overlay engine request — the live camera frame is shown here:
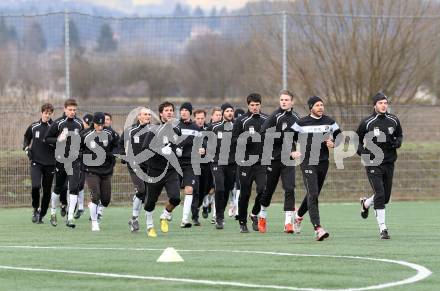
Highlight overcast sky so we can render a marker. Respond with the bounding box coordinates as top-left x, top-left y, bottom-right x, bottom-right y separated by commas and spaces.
142, 0, 250, 10
75, 0, 253, 12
